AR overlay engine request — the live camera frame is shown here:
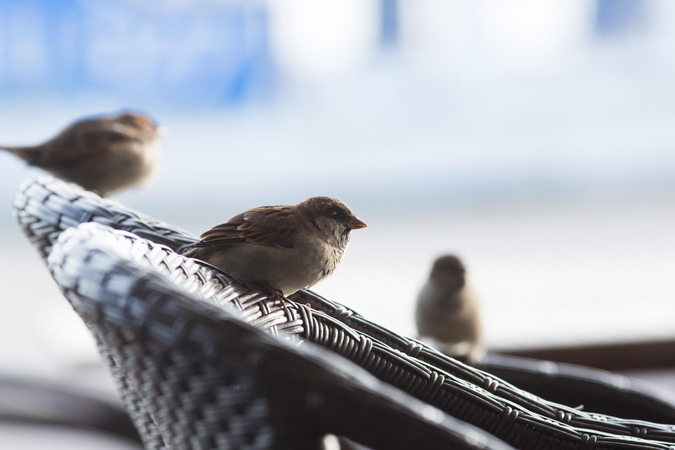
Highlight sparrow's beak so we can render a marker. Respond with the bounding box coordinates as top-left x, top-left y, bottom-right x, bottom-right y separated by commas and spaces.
346, 217, 367, 229
156, 126, 168, 138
